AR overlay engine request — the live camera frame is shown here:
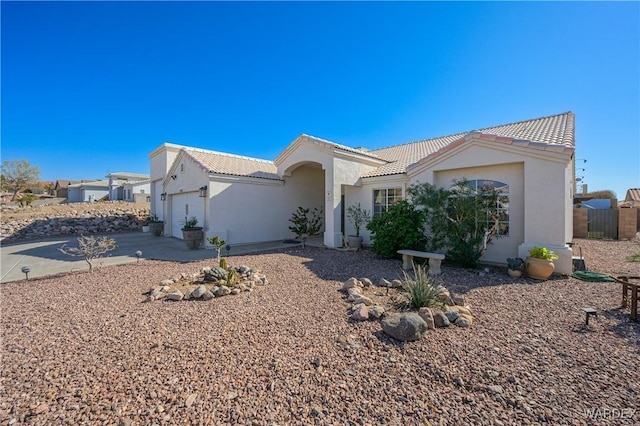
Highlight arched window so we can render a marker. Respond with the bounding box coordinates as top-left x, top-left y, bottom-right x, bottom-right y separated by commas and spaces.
457, 179, 510, 236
